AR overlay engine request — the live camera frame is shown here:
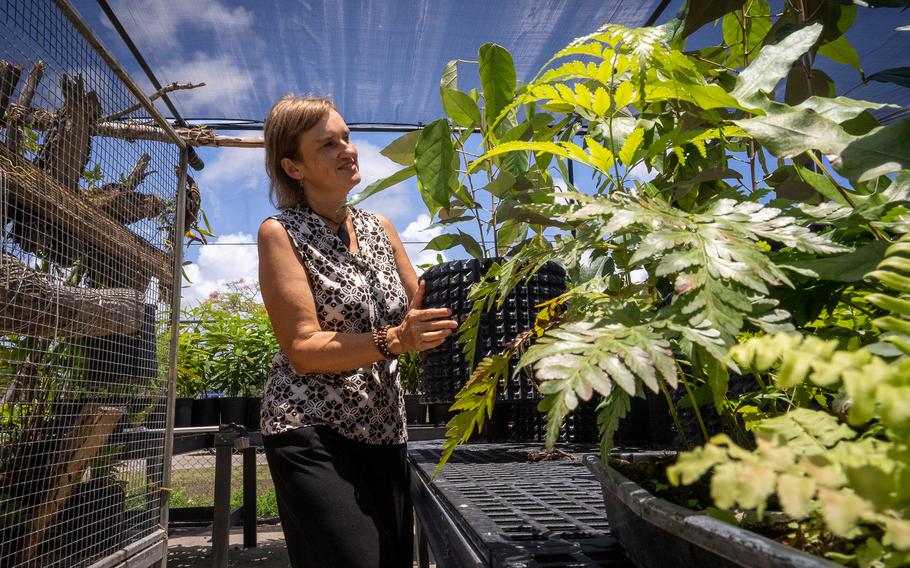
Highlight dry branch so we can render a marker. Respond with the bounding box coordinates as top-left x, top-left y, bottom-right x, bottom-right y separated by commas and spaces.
102, 81, 206, 122
6, 61, 46, 152
9, 104, 265, 147
82, 153, 166, 225
0, 253, 145, 337
0, 145, 173, 290
35, 74, 102, 190
0, 61, 24, 129
19, 404, 124, 566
